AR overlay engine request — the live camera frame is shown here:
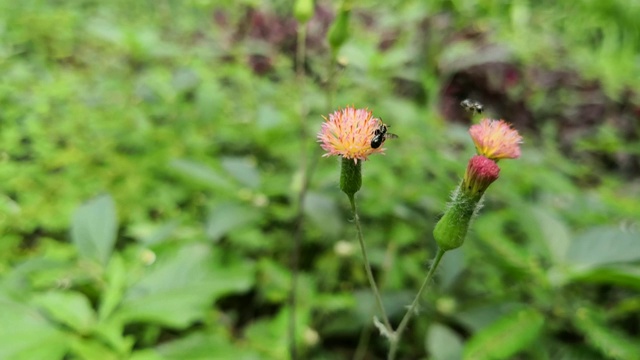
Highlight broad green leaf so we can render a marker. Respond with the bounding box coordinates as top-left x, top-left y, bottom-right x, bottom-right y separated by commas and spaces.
565, 226, 640, 268
574, 307, 640, 360
303, 191, 343, 237
528, 206, 571, 263
244, 308, 299, 360
71, 194, 117, 266
0, 297, 70, 360
256, 104, 284, 130
438, 247, 465, 290
69, 336, 121, 360
93, 317, 135, 355
99, 253, 127, 321
463, 308, 545, 360
172, 67, 200, 93
140, 331, 261, 360
257, 258, 291, 303
221, 156, 261, 189
130, 221, 180, 245
114, 244, 254, 328
426, 323, 463, 360
129, 350, 164, 360
1, 257, 71, 297
31, 291, 96, 334
568, 265, 640, 290
170, 159, 234, 190
195, 82, 224, 119
205, 201, 261, 242
474, 213, 530, 271
455, 303, 521, 333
